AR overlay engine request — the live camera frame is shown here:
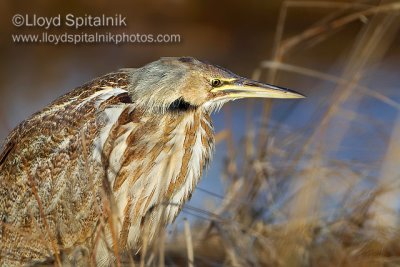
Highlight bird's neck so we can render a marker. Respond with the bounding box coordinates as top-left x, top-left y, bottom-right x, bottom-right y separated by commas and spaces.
93, 106, 214, 247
